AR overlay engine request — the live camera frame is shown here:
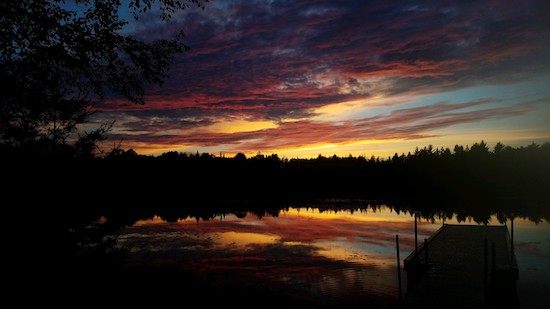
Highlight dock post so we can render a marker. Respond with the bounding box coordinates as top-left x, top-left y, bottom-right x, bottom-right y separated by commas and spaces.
396, 235, 402, 304
511, 217, 514, 252
484, 238, 488, 307
414, 212, 418, 253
